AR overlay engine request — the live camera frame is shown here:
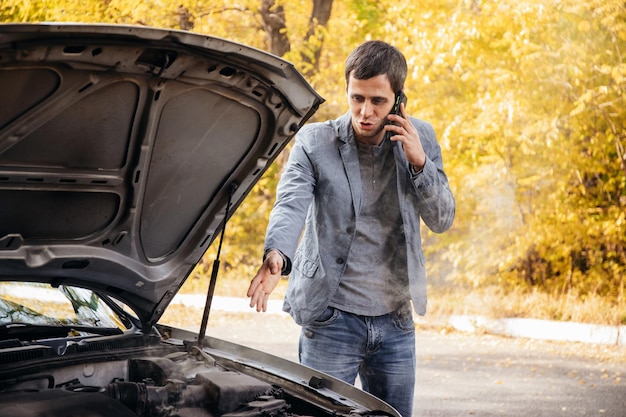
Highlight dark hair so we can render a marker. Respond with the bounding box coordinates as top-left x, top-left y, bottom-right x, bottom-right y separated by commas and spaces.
344, 40, 408, 93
